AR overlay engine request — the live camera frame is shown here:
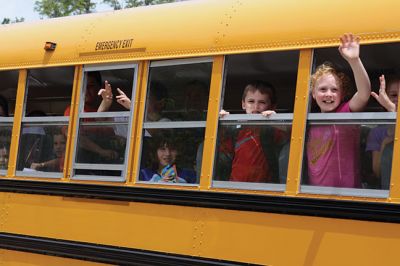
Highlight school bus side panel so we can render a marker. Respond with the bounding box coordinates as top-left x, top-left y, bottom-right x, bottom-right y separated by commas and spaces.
1, 0, 400, 69
1, 192, 400, 266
